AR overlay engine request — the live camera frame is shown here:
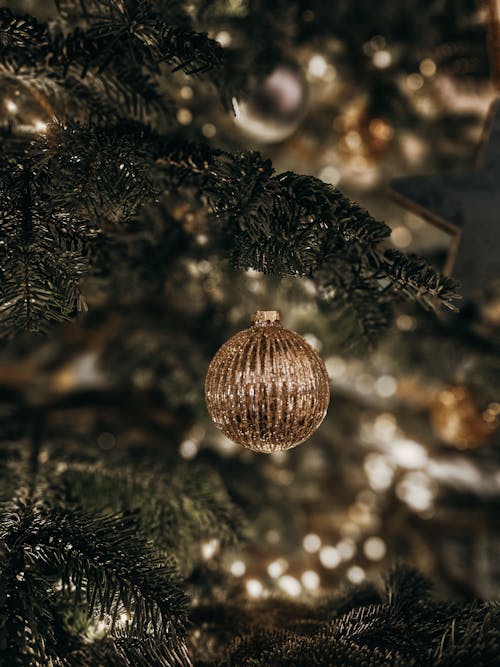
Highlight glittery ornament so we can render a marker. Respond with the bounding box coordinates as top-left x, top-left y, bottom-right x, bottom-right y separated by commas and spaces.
430, 385, 499, 449
234, 64, 308, 143
205, 311, 330, 453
